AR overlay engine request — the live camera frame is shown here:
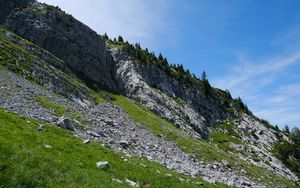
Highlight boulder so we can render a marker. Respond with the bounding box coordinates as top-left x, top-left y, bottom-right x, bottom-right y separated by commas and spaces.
44, 144, 52, 149
125, 179, 139, 187
57, 117, 74, 131
119, 140, 129, 149
96, 161, 109, 168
